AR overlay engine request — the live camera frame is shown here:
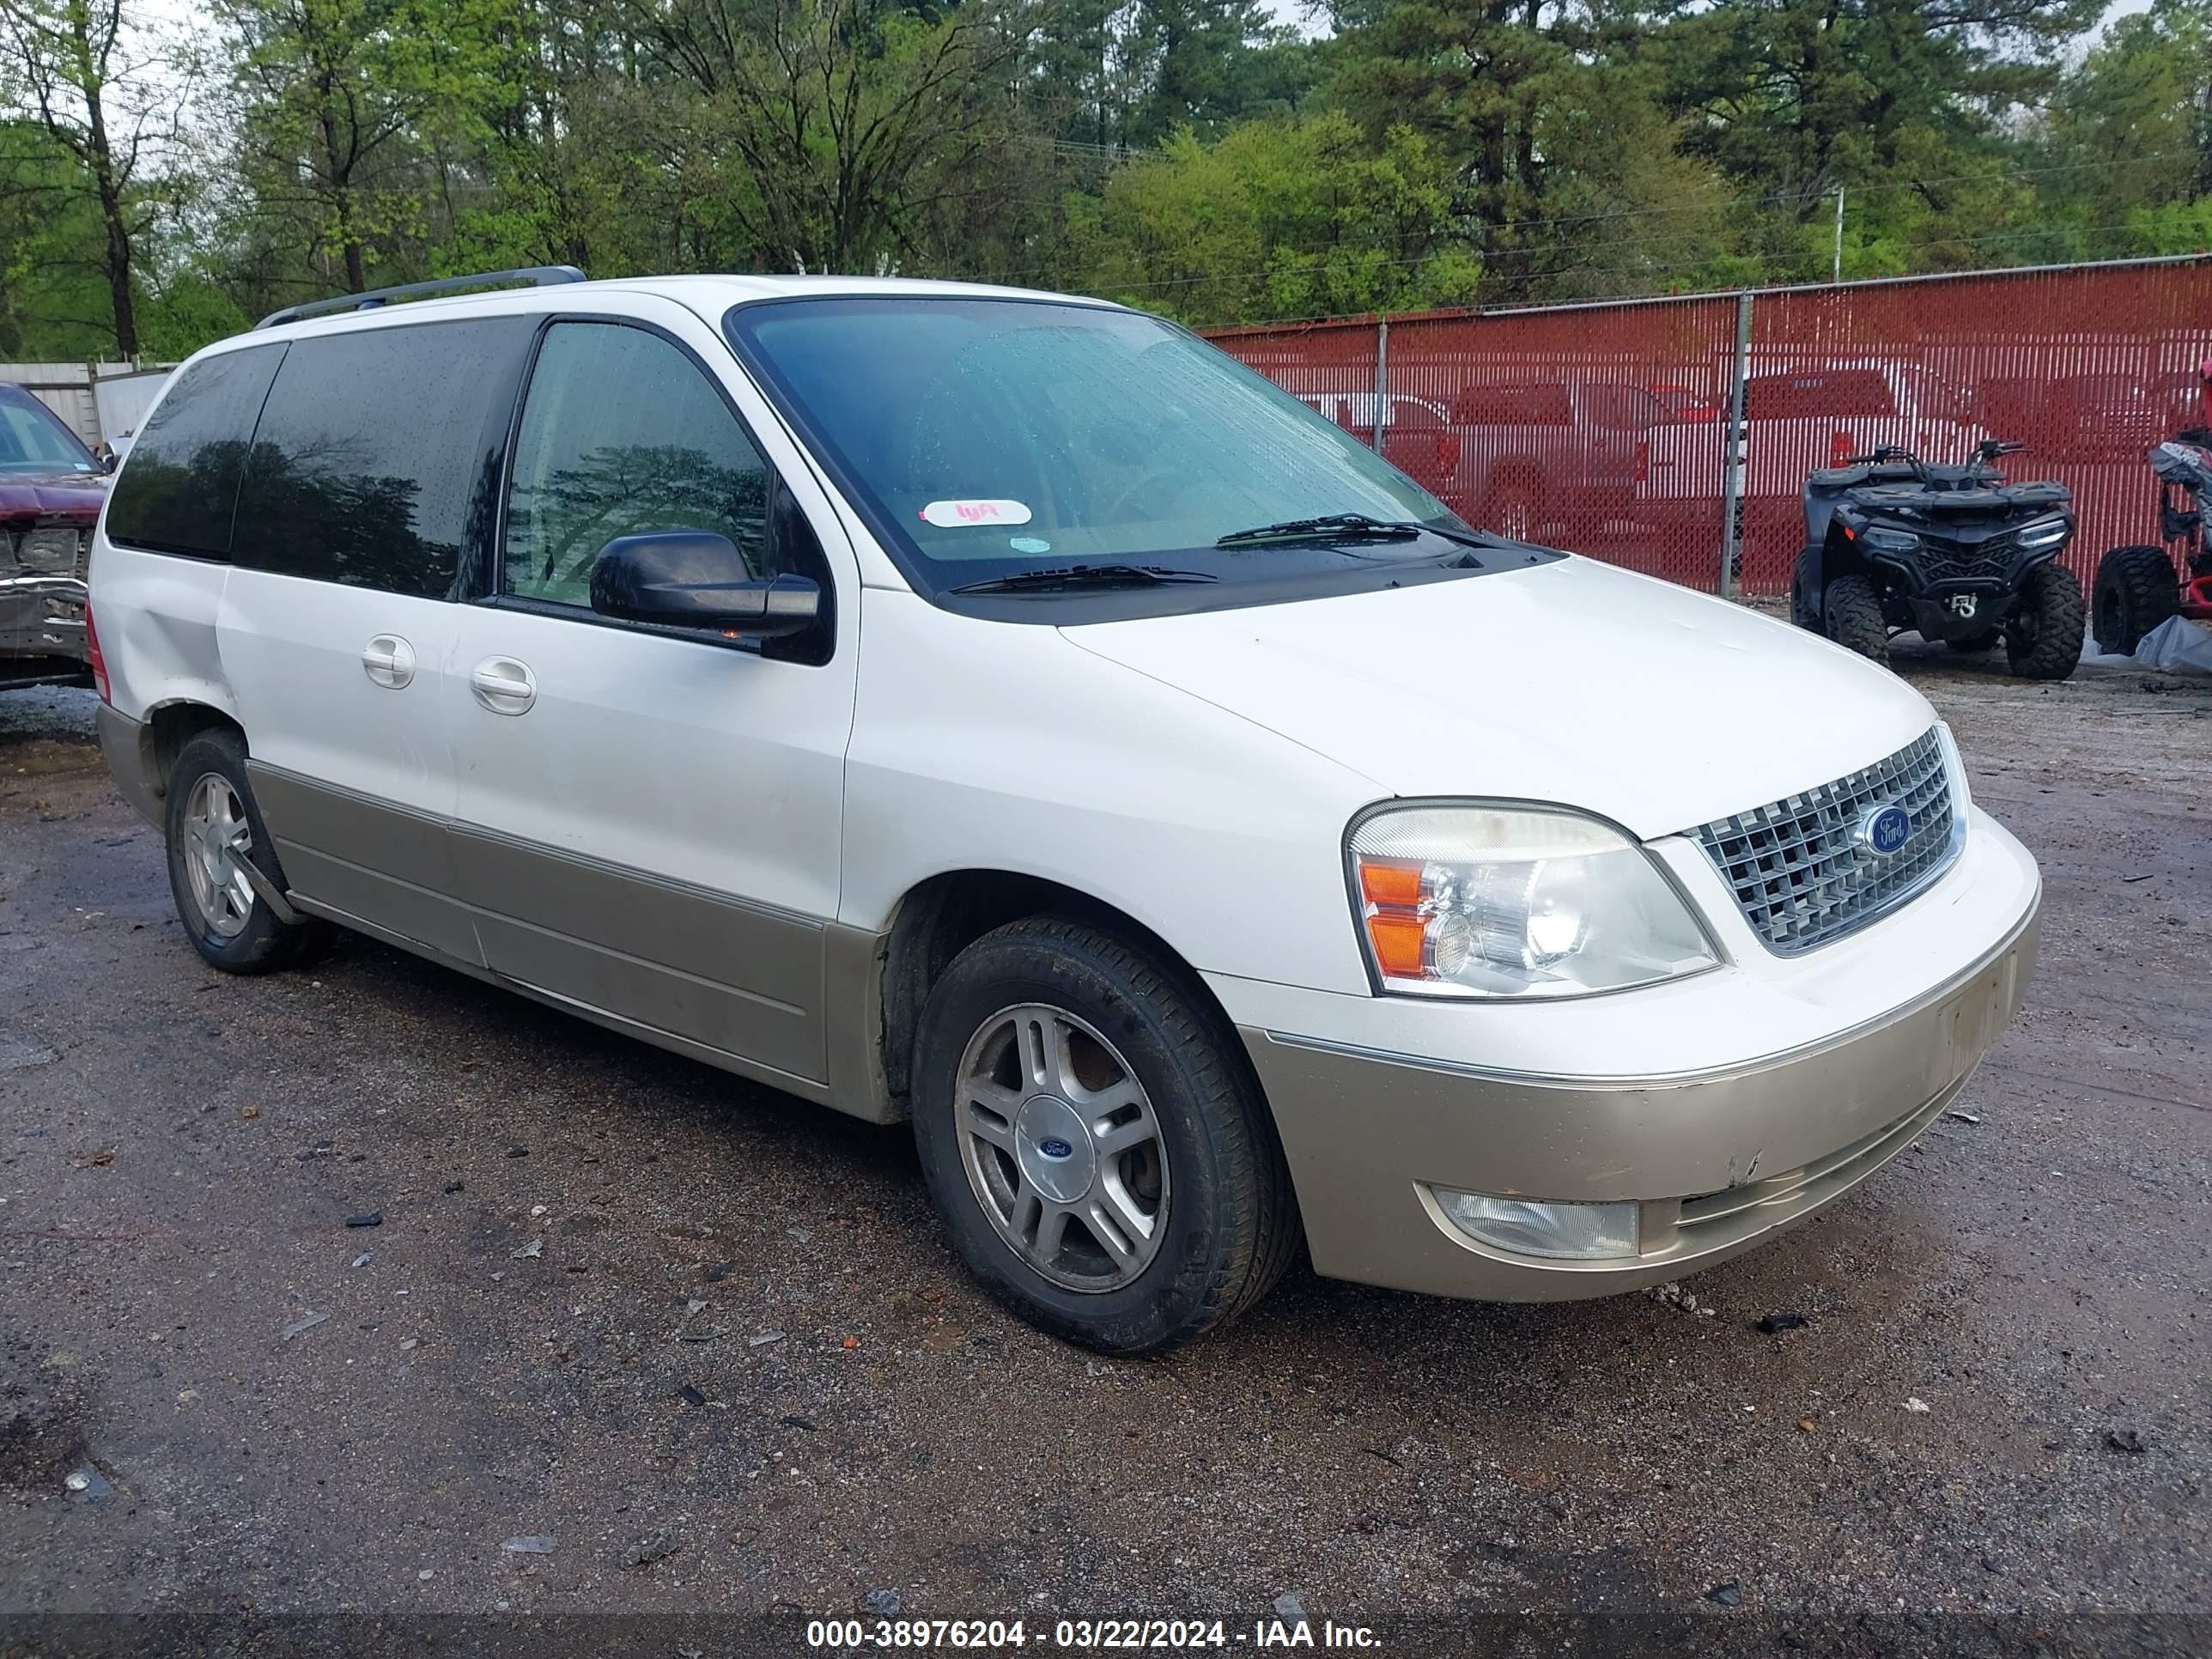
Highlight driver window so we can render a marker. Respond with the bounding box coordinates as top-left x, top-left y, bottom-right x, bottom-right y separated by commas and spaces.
504, 322, 772, 607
